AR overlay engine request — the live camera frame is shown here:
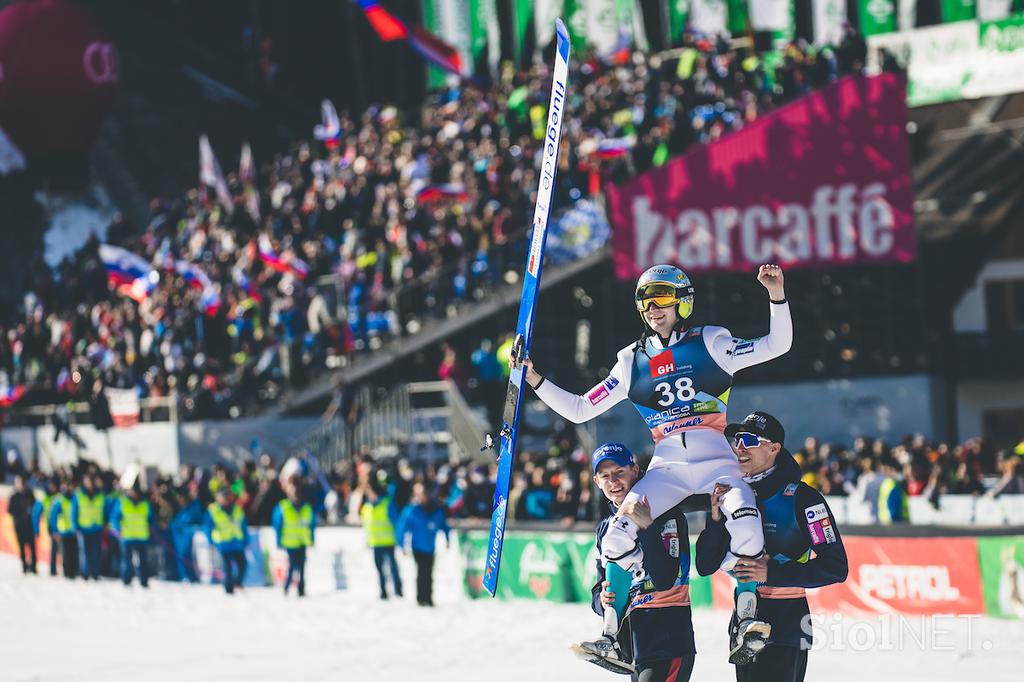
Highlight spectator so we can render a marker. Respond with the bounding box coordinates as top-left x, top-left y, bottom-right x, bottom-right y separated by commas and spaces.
7, 474, 40, 574
396, 481, 450, 607
359, 471, 402, 600
204, 487, 249, 595
111, 484, 154, 587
